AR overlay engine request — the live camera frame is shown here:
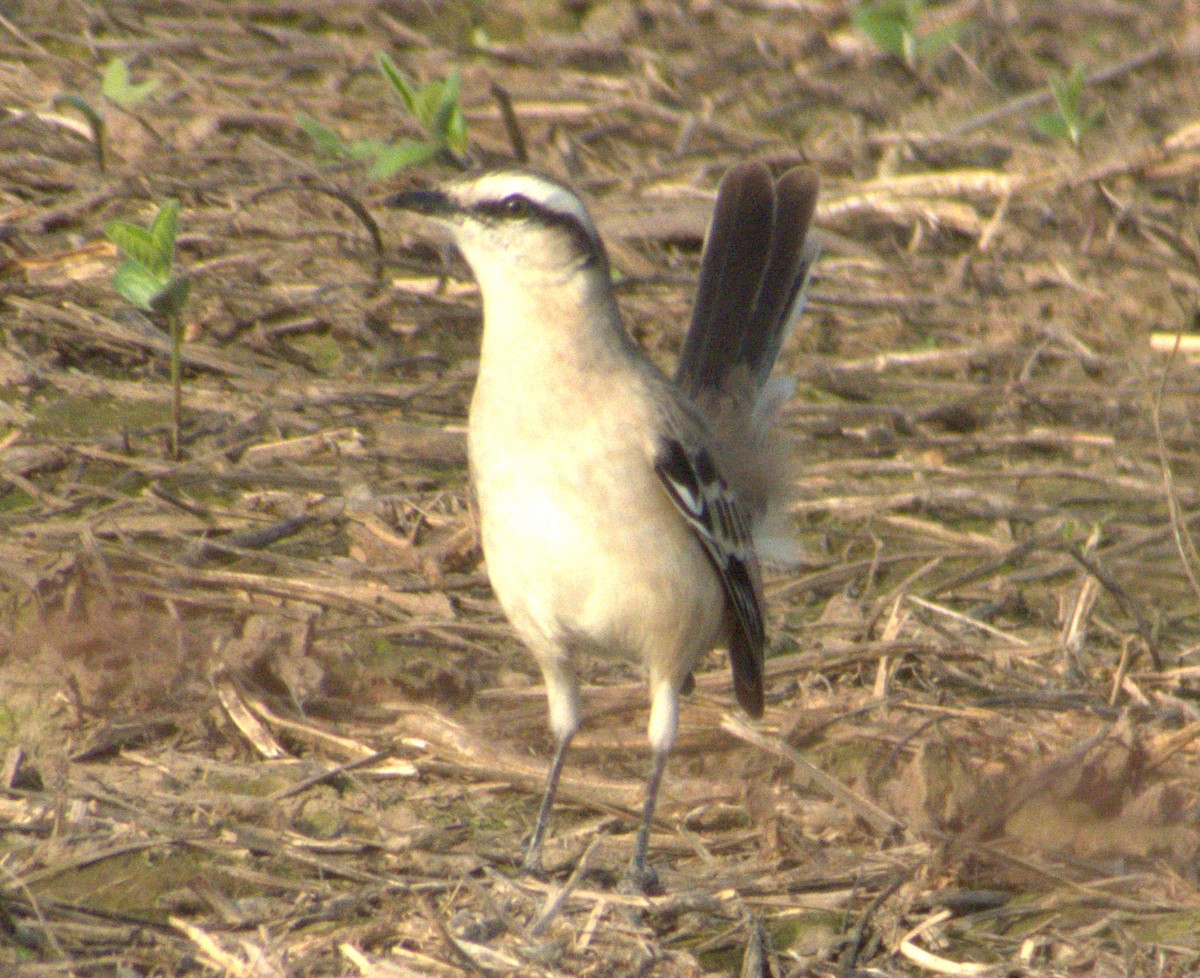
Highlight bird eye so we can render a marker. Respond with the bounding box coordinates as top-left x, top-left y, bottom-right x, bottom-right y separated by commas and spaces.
499, 195, 532, 217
